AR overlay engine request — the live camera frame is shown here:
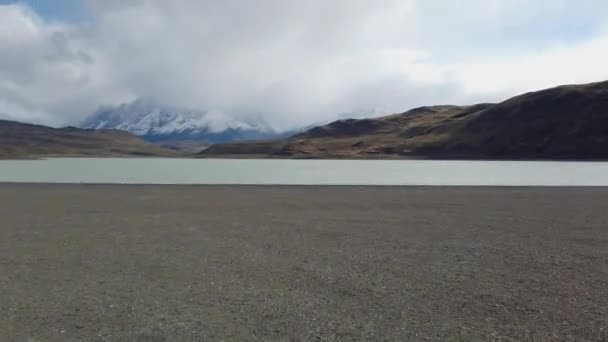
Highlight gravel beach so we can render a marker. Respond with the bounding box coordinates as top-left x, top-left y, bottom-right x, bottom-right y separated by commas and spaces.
1, 184, 607, 341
